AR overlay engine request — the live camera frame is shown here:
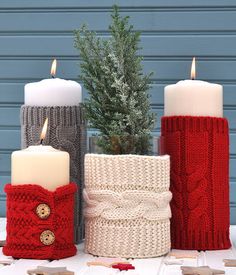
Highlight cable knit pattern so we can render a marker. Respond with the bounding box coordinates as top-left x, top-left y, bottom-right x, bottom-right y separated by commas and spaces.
161, 116, 231, 250
21, 105, 86, 243
3, 183, 77, 259
84, 154, 171, 258
84, 189, 171, 220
